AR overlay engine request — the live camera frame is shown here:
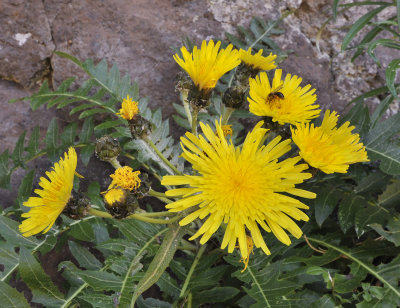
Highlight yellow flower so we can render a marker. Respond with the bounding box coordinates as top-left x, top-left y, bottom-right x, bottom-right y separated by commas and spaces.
291, 110, 369, 174
239, 48, 277, 71
19, 147, 77, 237
109, 166, 141, 191
117, 95, 139, 120
248, 70, 320, 125
221, 124, 233, 137
104, 188, 126, 206
173, 40, 241, 91
162, 120, 316, 258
